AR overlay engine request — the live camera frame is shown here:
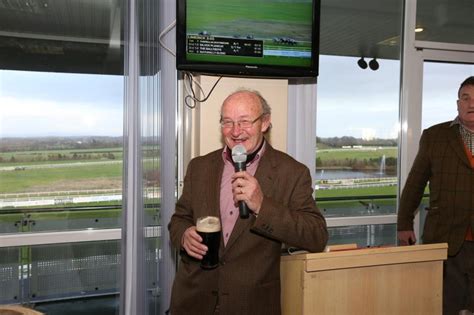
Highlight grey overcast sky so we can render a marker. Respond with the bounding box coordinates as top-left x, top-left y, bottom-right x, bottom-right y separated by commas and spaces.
0, 56, 472, 138
317, 56, 473, 139
0, 71, 123, 137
